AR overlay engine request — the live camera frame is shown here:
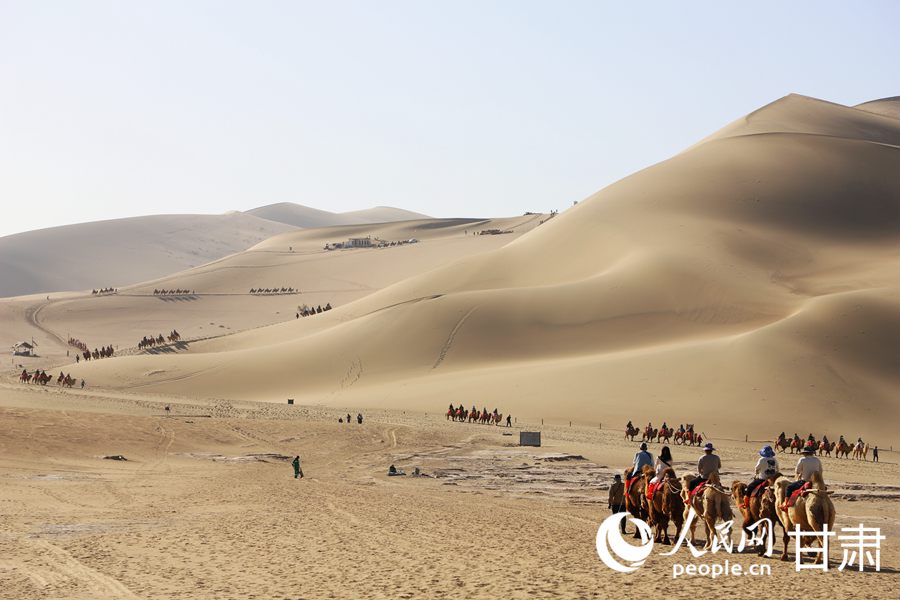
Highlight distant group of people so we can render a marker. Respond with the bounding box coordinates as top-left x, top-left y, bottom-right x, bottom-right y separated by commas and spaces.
338, 413, 364, 424
91, 288, 117, 295
774, 431, 877, 461
20, 369, 84, 389
297, 303, 332, 318
71, 339, 115, 362
250, 287, 297, 295
137, 330, 180, 350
